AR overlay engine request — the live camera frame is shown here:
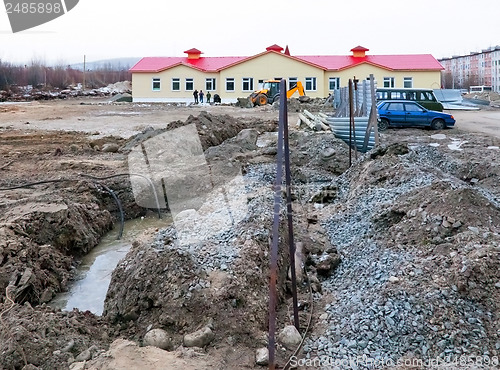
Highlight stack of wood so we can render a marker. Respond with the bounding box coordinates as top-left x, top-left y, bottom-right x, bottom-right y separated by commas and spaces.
297, 110, 330, 131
